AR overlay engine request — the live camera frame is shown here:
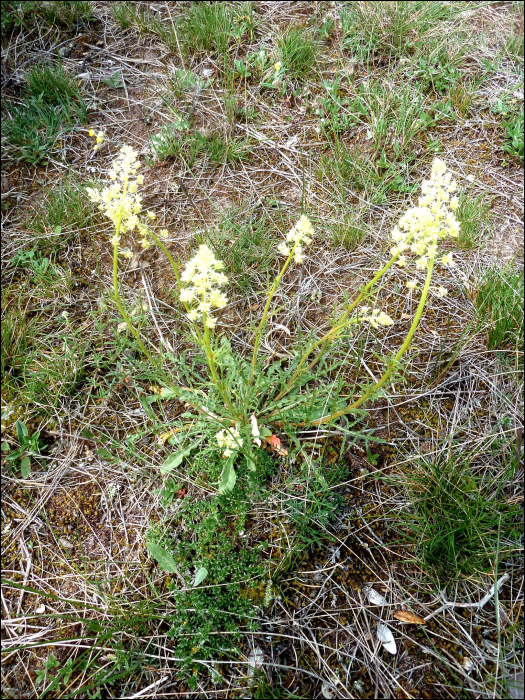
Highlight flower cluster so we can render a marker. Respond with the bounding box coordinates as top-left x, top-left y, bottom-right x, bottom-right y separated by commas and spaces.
180, 245, 228, 327
89, 128, 105, 152
277, 215, 314, 264
216, 427, 243, 457
86, 145, 164, 250
391, 158, 459, 270
359, 307, 394, 328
